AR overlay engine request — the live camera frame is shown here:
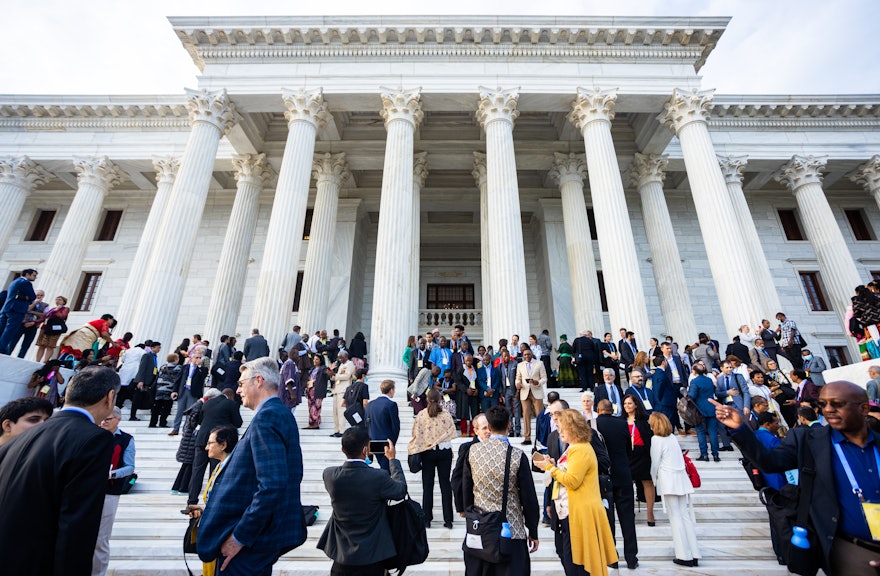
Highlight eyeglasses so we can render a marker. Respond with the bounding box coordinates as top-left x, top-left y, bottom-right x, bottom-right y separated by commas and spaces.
817, 399, 859, 410
237, 375, 257, 386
